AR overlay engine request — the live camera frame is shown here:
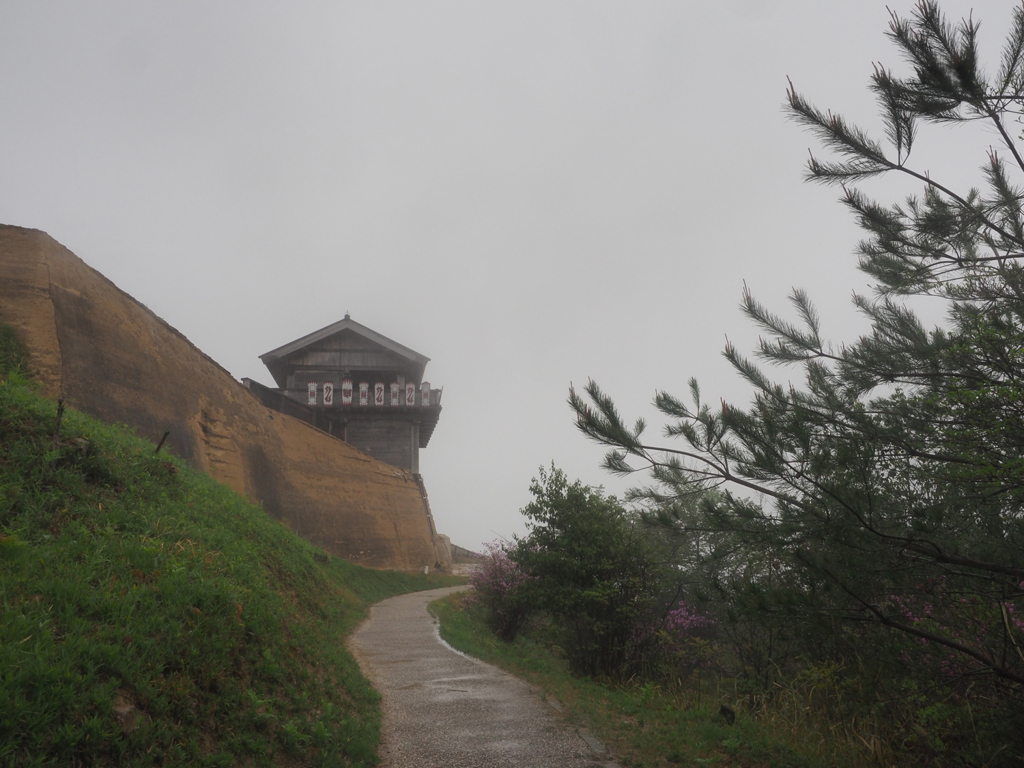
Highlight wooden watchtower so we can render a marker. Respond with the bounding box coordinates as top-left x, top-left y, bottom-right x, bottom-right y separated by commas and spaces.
243, 314, 442, 474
